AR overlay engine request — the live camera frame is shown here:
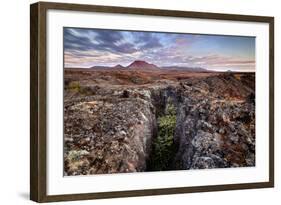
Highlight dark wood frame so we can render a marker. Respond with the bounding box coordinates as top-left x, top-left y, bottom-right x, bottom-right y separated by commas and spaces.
30, 1, 274, 203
